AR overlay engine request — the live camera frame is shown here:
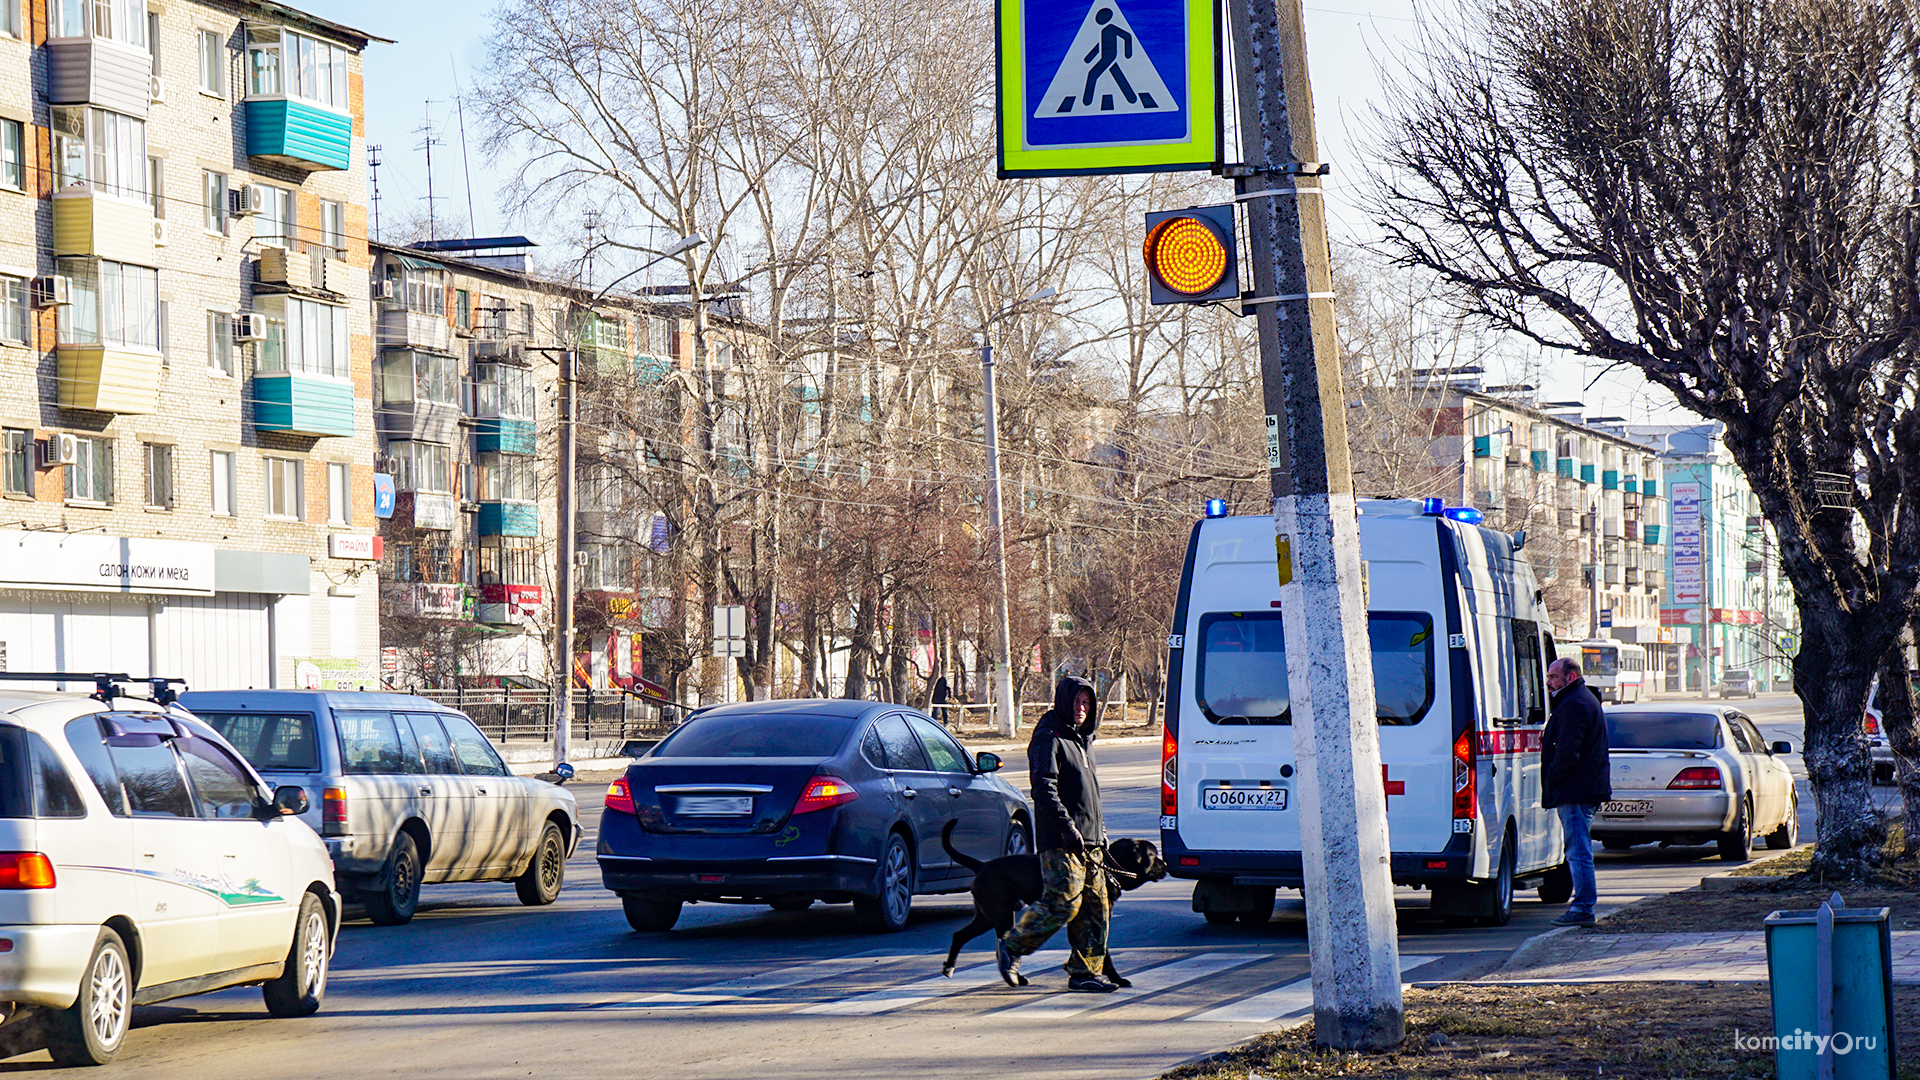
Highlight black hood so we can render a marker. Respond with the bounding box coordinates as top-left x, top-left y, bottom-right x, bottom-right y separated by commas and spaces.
1040, 675, 1101, 740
